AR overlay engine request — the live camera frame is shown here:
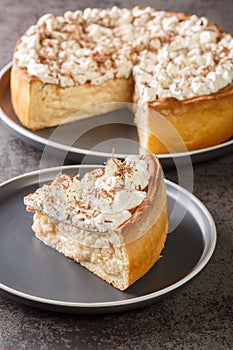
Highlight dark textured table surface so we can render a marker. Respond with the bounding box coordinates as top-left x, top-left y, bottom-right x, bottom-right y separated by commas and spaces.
0, 1, 233, 349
